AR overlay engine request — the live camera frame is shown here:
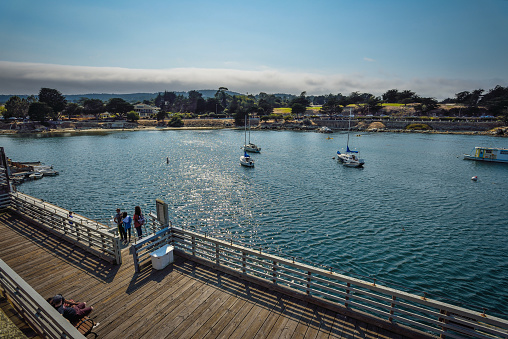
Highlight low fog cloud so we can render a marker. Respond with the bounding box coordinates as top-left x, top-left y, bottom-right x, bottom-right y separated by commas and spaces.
0, 61, 501, 99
